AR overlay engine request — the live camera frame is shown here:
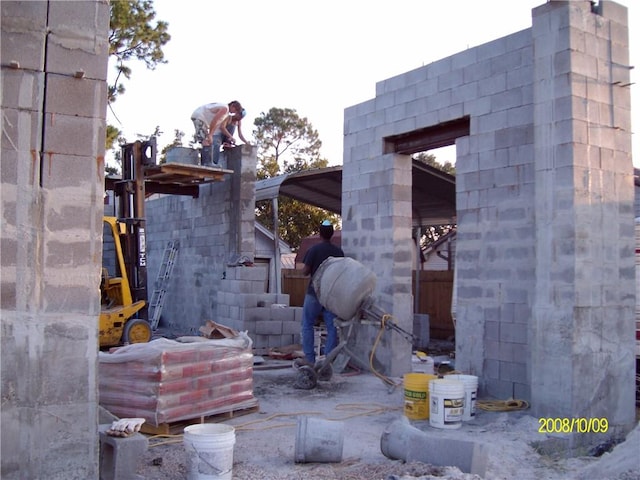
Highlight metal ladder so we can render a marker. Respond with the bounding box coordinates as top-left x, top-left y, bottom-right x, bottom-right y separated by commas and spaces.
149, 240, 179, 330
